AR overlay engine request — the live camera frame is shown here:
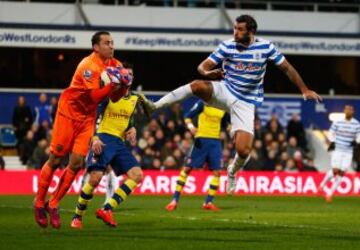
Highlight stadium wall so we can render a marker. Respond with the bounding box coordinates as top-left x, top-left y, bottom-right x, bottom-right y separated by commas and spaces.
1, 170, 360, 196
